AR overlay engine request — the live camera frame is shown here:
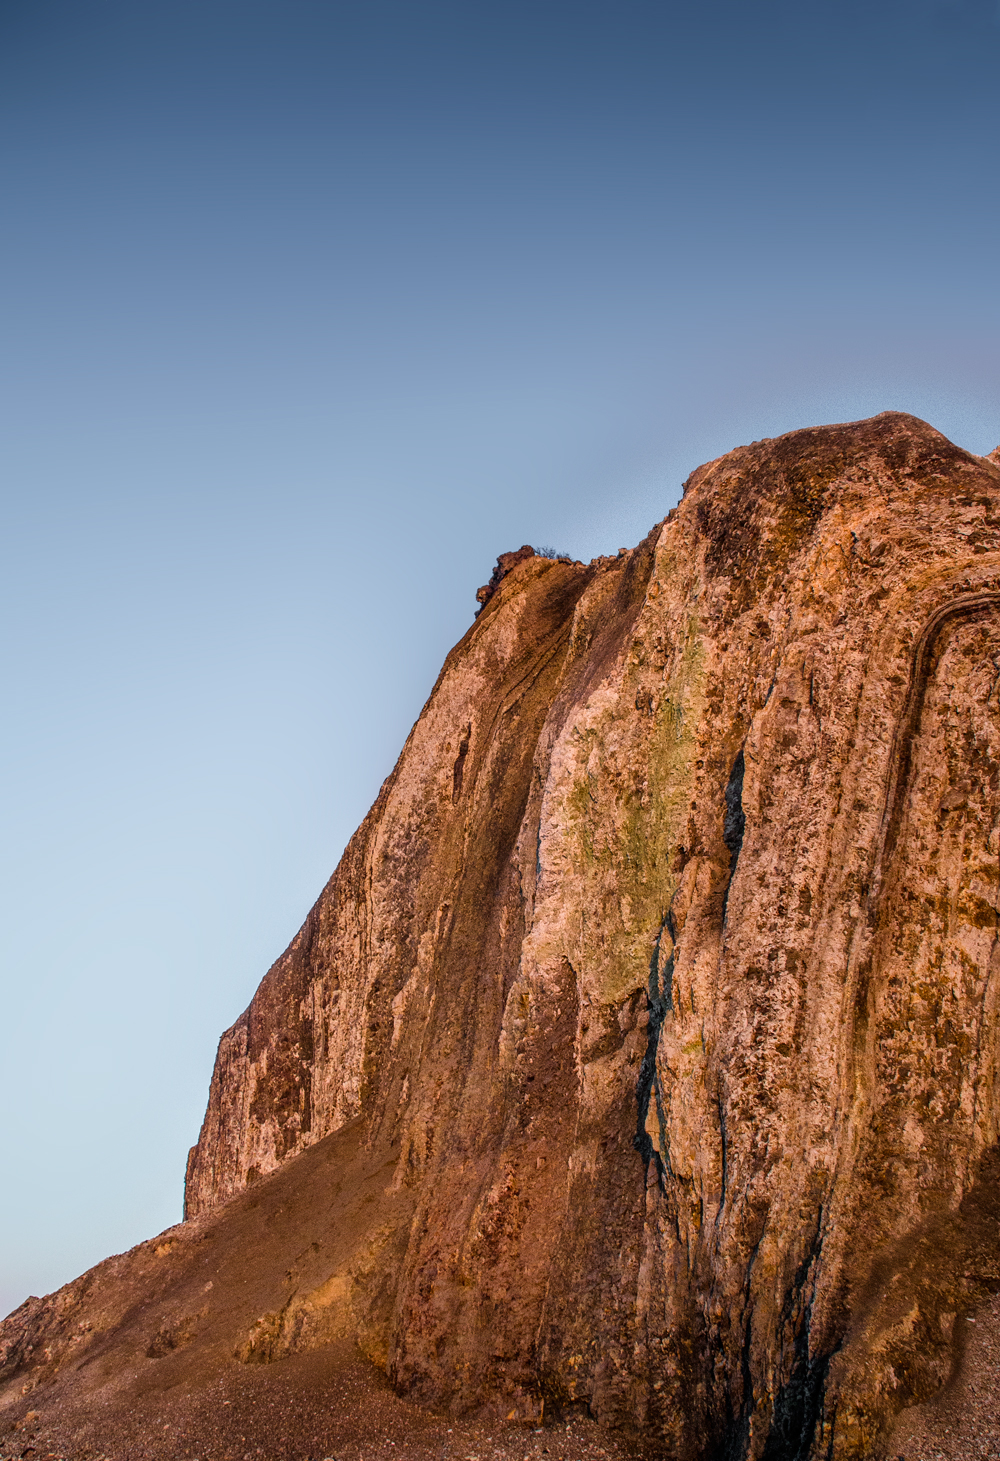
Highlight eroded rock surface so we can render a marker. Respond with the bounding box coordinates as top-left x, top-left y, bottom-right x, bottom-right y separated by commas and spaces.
4, 413, 1000, 1461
